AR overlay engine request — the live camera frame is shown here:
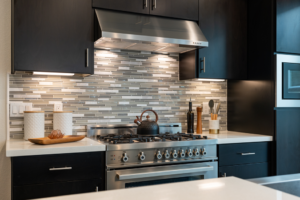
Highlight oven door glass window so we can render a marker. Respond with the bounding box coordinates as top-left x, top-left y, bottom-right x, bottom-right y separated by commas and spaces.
283, 63, 300, 99
125, 175, 204, 188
